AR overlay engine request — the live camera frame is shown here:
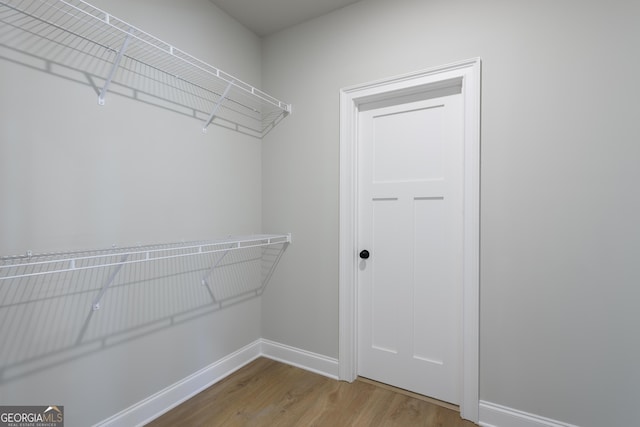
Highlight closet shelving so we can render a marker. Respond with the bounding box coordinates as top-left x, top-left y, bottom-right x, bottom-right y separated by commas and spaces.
0, 0, 291, 136
0, 233, 291, 310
